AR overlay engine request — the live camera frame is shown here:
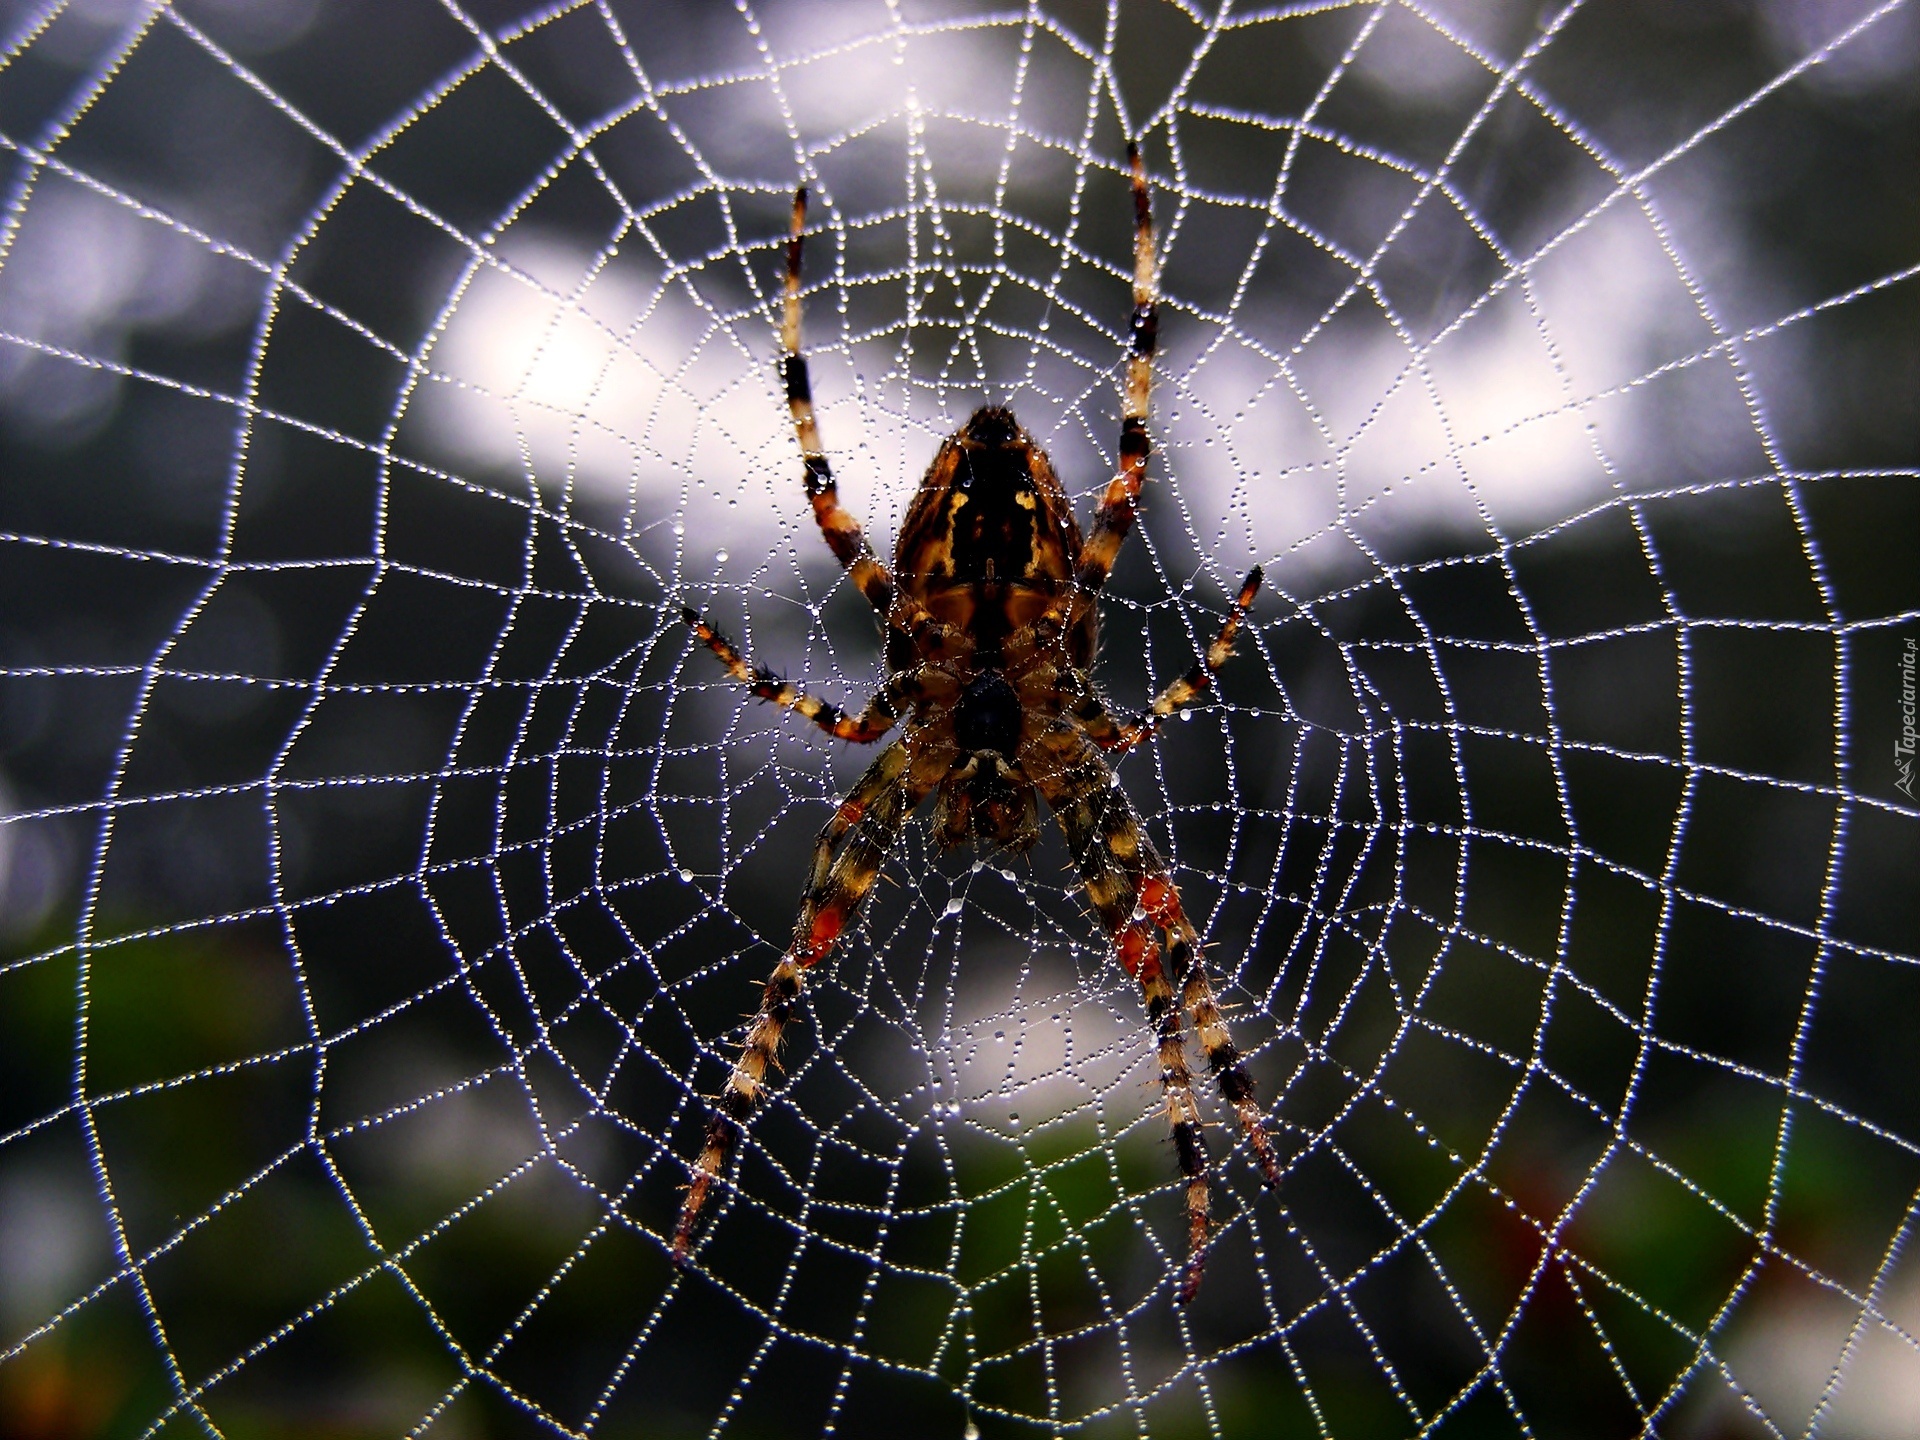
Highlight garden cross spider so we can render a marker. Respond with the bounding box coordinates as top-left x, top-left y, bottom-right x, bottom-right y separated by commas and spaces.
673, 146, 1278, 1303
